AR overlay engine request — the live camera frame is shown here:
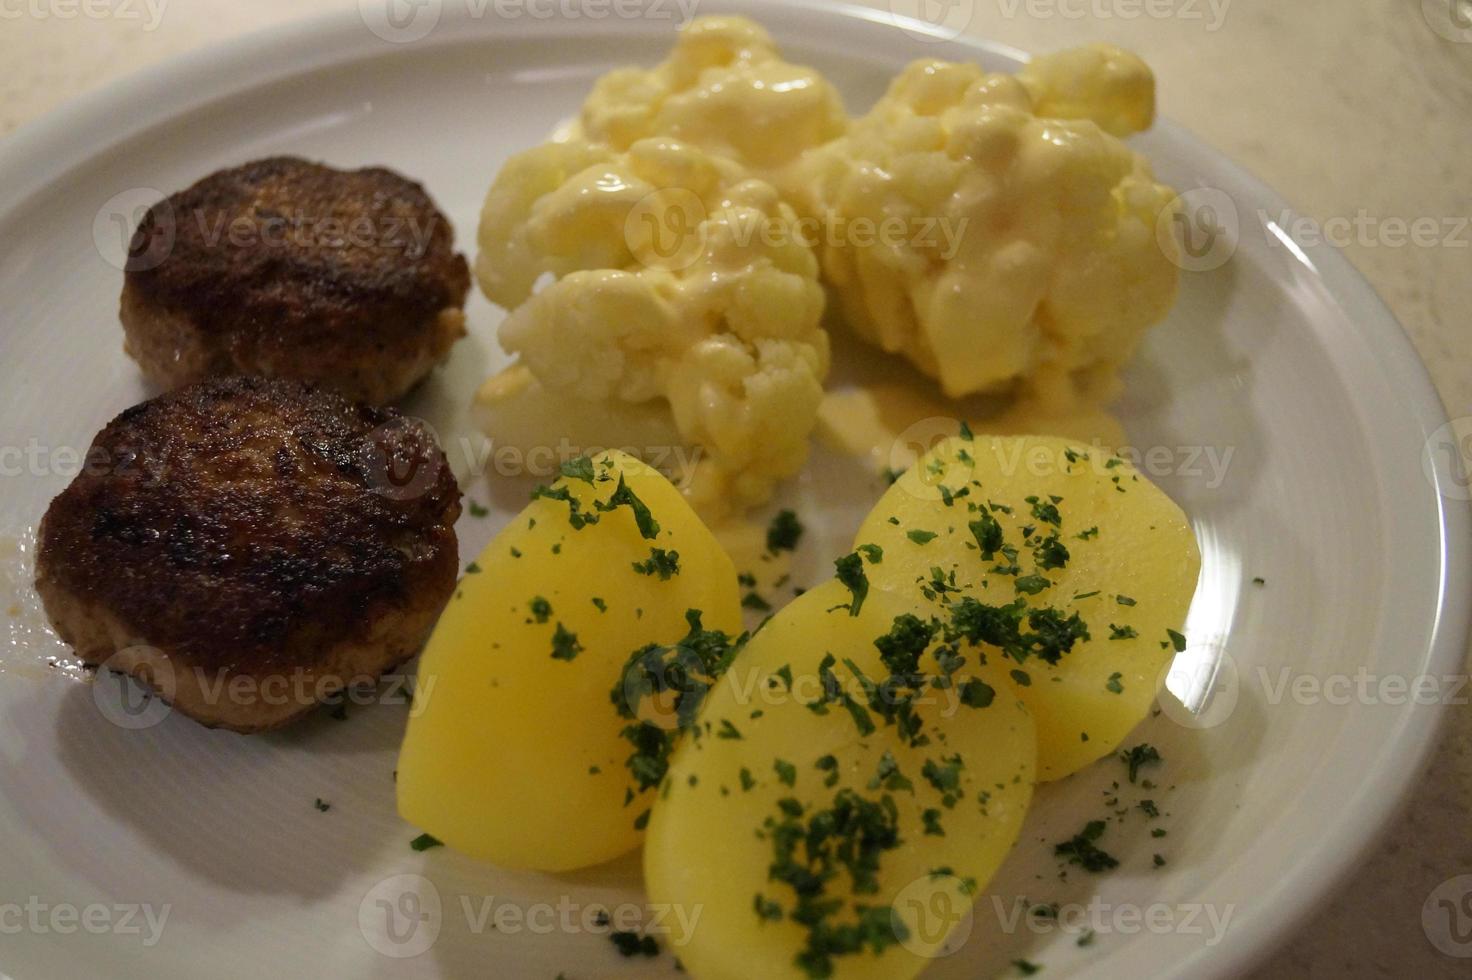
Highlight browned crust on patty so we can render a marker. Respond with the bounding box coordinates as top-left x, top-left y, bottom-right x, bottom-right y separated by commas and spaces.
122, 156, 471, 404
35, 377, 462, 730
